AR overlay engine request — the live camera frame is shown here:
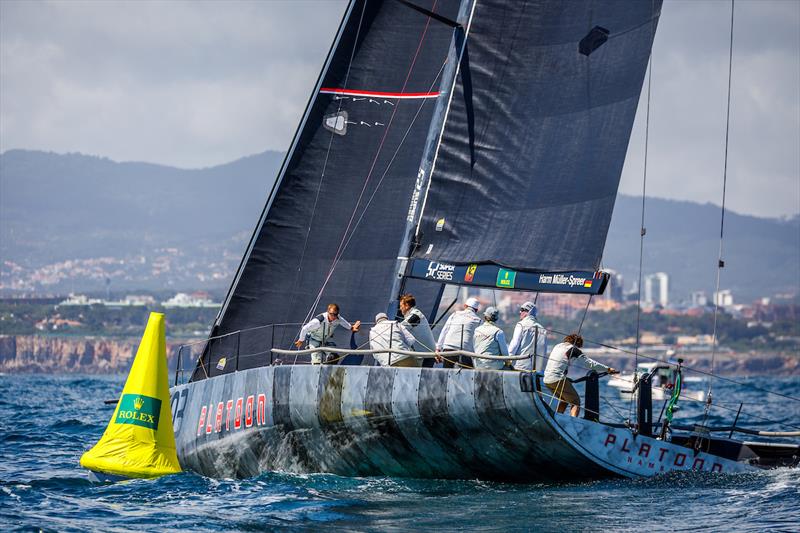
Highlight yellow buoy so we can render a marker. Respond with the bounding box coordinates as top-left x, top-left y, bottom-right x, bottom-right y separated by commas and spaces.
80, 312, 181, 479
